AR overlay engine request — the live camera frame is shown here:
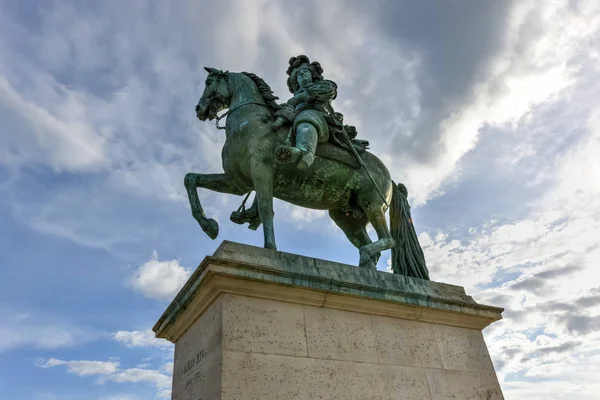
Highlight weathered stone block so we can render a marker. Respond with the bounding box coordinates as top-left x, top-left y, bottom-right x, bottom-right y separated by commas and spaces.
222, 351, 339, 400
333, 361, 431, 399
222, 294, 307, 357
371, 315, 442, 368
304, 306, 378, 363
172, 297, 222, 400
426, 369, 504, 400
154, 241, 505, 399
433, 324, 496, 372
